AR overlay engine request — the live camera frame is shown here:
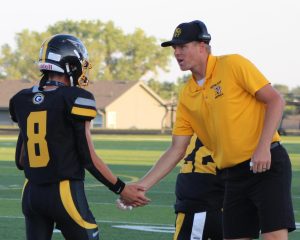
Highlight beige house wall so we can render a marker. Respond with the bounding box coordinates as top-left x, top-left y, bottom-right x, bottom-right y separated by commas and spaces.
105, 83, 166, 129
